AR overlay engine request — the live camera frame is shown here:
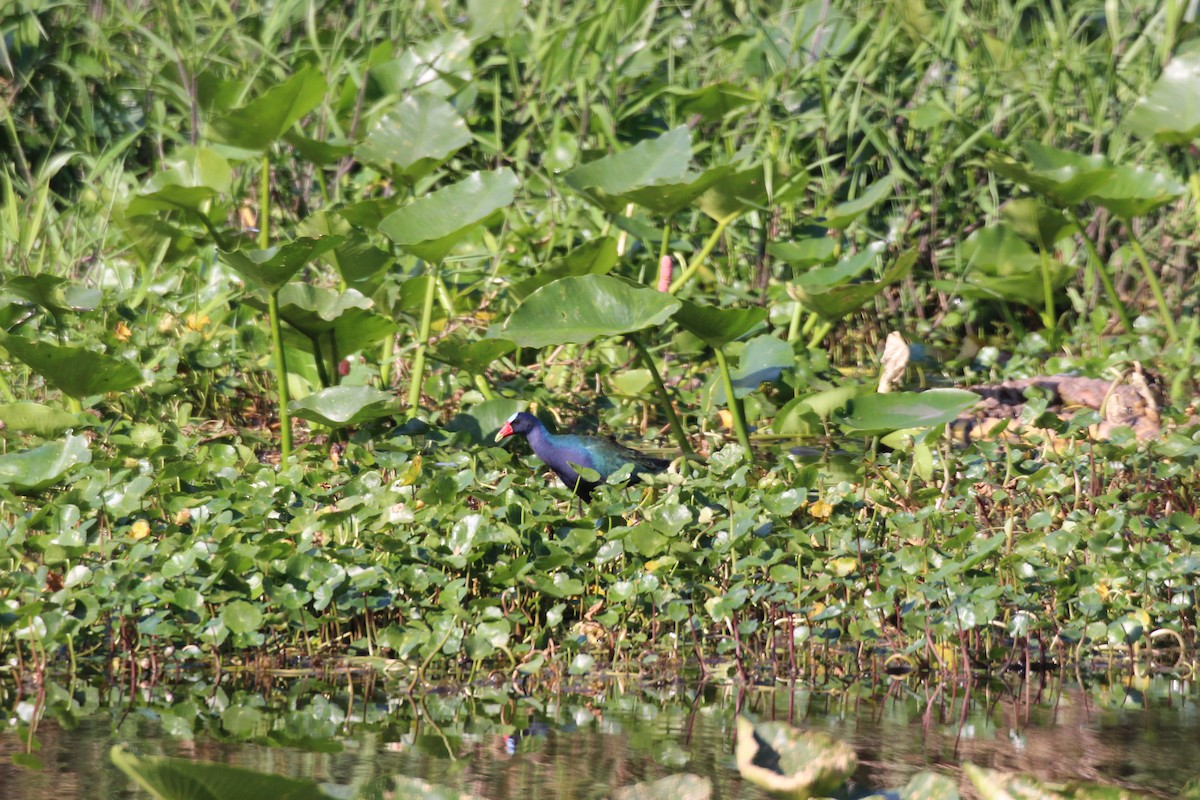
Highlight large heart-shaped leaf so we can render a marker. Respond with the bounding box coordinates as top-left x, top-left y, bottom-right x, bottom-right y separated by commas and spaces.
492, 275, 680, 348
716, 334, 793, 402
1125, 53, 1200, 144
0, 334, 143, 399
1087, 164, 1186, 219
245, 285, 397, 357
289, 386, 398, 427
379, 169, 518, 262
356, 93, 472, 181
218, 236, 345, 293
0, 433, 91, 492
430, 336, 515, 374
446, 398, 524, 443
511, 237, 620, 301
209, 65, 328, 151
698, 163, 808, 221
985, 142, 1112, 207
673, 299, 767, 349
839, 389, 980, 434
6, 275, 100, 315
937, 223, 1071, 308
666, 81, 756, 120
126, 147, 233, 218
